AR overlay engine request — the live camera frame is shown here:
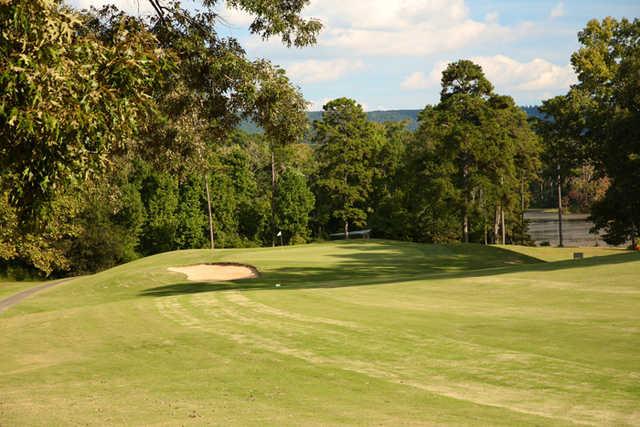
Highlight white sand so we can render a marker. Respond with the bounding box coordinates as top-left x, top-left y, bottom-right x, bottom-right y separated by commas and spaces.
168, 264, 257, 282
